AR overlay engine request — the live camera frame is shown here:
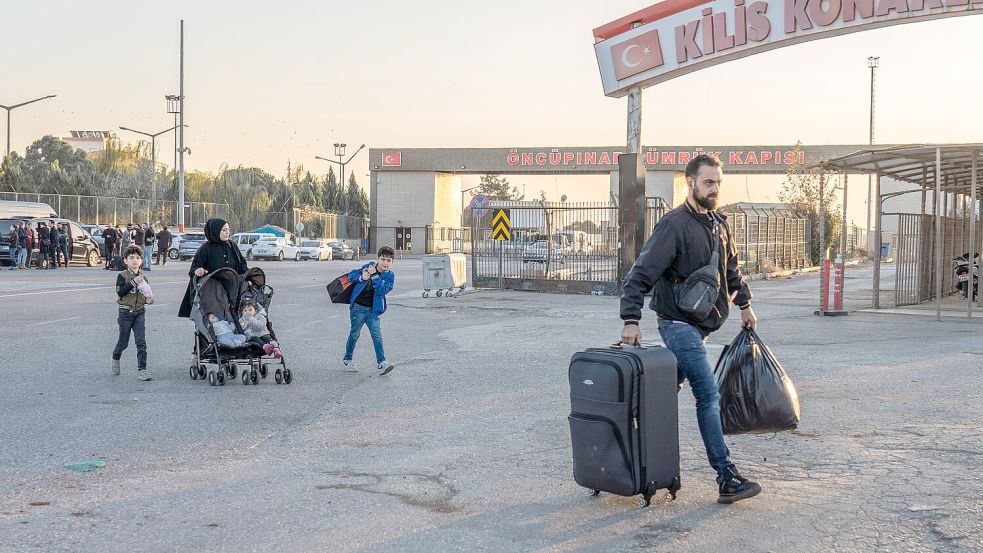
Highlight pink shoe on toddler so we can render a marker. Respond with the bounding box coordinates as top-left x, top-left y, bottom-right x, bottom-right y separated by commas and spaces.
272, 347, 282, 359
262, 344, 275, 355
